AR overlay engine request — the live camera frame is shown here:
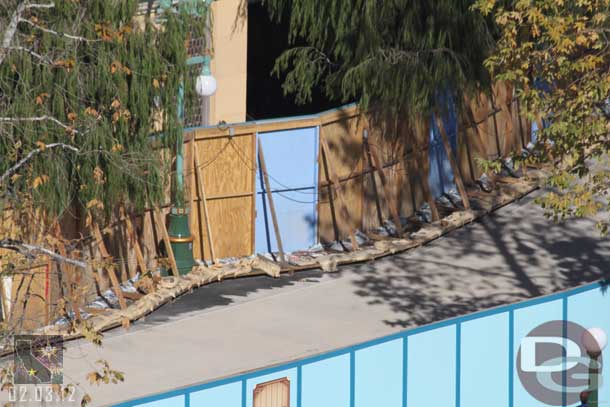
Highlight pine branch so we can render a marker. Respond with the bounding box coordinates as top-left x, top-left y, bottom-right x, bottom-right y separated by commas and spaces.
4, 46, 53, 64
0, 238, 87, 269
0, 142, 79, 185
0, 2, 55, 65
0, 115, 78, 133
18, 18, 99, 43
